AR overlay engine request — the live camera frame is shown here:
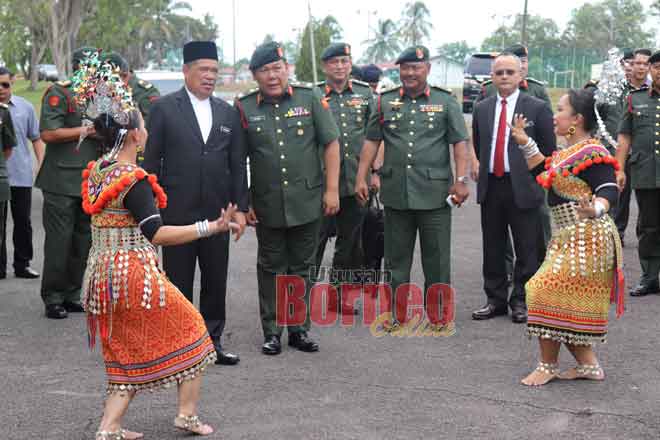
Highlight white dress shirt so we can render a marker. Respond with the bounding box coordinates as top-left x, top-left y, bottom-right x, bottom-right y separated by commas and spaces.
186, 87, 213, 143
489, 88, 520, 174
